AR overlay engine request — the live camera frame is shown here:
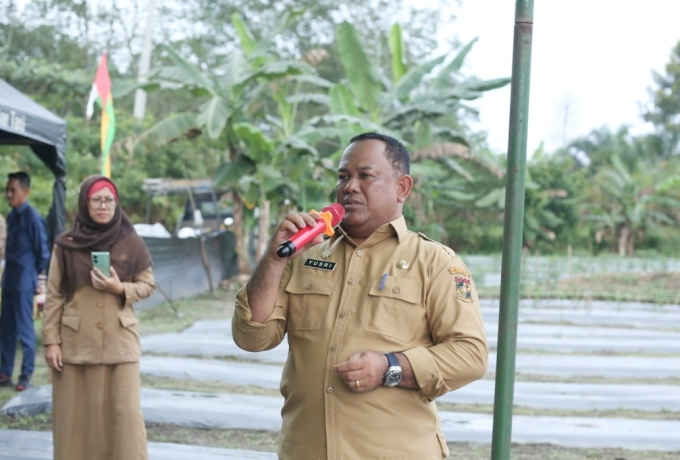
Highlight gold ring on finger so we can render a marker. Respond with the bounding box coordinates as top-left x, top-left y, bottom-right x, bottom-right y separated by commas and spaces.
355, 380, 360, 389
